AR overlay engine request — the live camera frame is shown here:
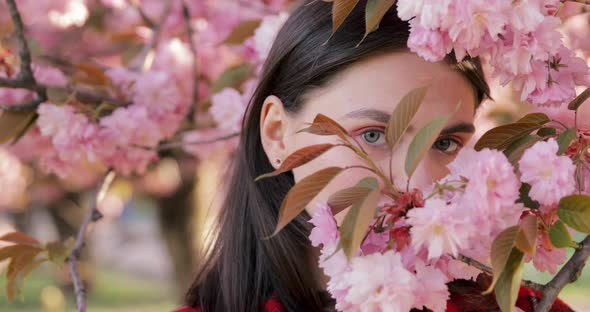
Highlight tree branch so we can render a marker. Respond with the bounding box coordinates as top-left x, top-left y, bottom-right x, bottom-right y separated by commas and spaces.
5, 0, 35, 83
66, 171, 116, 312
0, 96, 46, 111
536, 235, 590, 312
134, 0, 173, 71
181, 0, 199, 117
130, 0, 156, 28
141, 131, 240, 151
565, 0, 590, 5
